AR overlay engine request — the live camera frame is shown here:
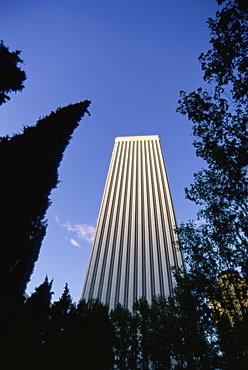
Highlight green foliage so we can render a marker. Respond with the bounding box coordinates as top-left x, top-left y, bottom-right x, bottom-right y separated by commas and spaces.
149, 296, 172, 369
200, 0, 248, 102
177, 0, 248, 276
176, 0, 248, 367
133, 299, 153, 369
109, 293, 216, 369
209, 270, 248, 368
2, 285, 219, 369
110, 303, 134, 369
0, 40, 26, 105
2, 3, 247, 368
